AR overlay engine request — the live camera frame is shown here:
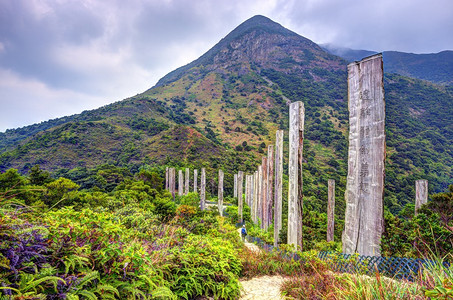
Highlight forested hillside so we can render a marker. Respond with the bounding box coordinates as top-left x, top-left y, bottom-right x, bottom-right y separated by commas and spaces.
0, 15, 451, 216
